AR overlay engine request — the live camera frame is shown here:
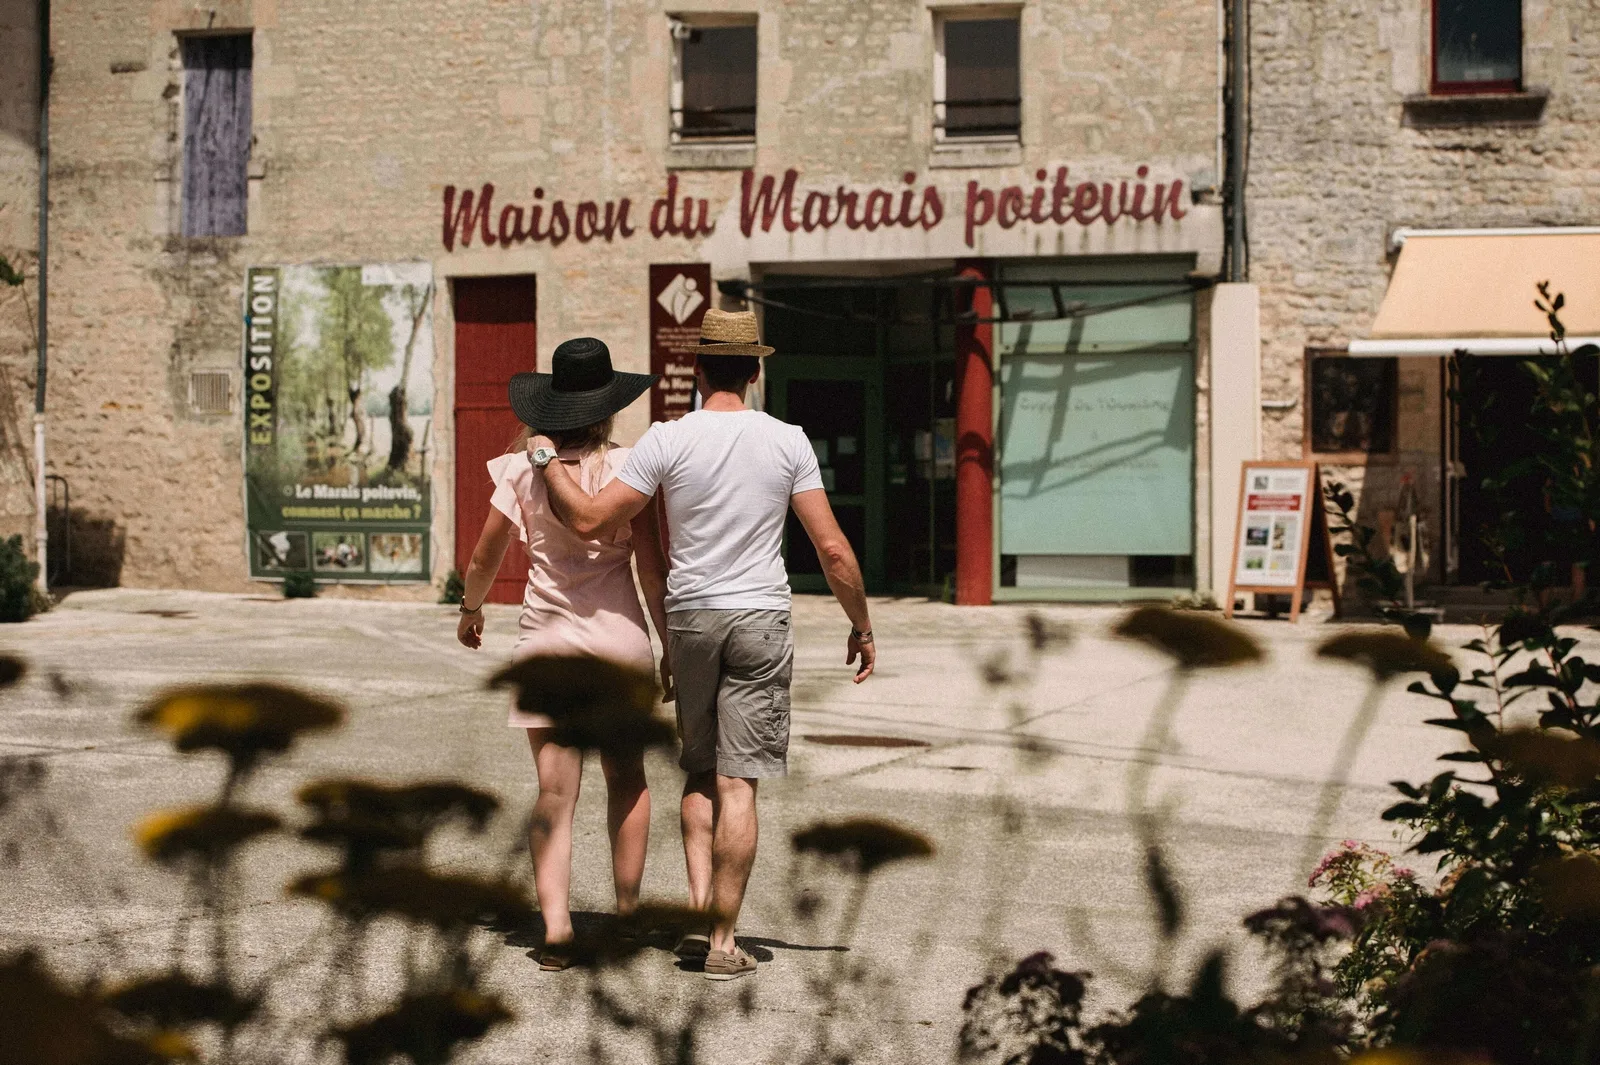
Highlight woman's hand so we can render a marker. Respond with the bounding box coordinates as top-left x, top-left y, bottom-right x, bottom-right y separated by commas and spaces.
659, 653, 675, 702
457, 607, 484, 649
527, 434, 557, 459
